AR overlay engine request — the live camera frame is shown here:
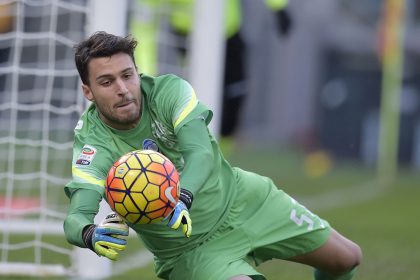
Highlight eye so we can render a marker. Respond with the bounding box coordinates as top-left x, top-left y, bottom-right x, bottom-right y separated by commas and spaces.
100, 80, 112, 87
123, 73, 132, 79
